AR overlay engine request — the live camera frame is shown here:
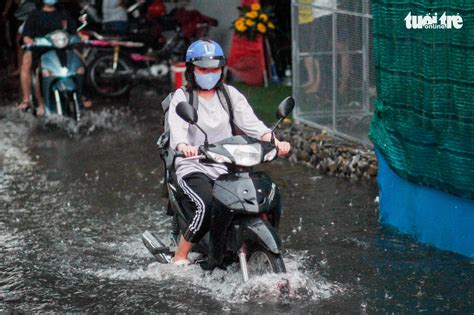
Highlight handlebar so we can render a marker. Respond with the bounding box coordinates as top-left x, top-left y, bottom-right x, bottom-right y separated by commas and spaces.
179, 154, 206, 161
22, 40, 87, 50
173, 150, 205, 160
127, 0, 145, 13
88, 39, 144, 48
172, 138, 282, 167
22, 37, 142, 50
81, 31, 144, 48
174, 152, 185, 158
